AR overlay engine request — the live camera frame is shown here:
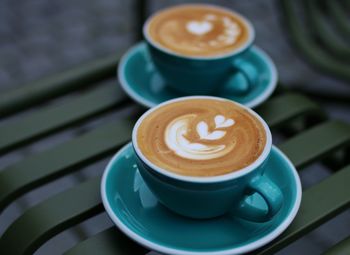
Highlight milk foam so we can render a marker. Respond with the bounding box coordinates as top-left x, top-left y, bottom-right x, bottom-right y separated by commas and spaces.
186, 21, 213, 35
147, 5, 250, 57
136, 98, 267, 177
185, 13, 241, 47
165, 114, 235, 160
